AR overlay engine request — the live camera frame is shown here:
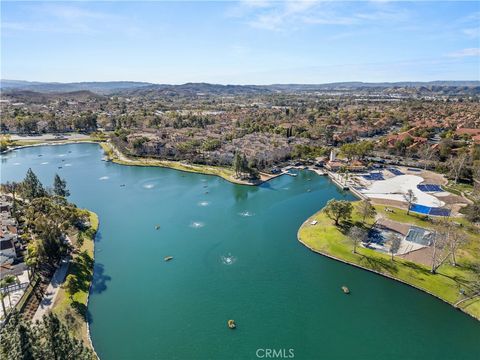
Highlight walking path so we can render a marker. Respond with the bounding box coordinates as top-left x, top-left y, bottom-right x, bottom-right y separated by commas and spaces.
32, 258, 69, 322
